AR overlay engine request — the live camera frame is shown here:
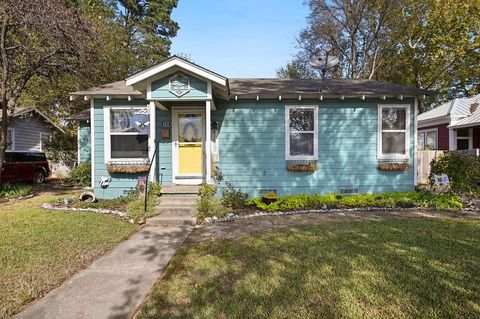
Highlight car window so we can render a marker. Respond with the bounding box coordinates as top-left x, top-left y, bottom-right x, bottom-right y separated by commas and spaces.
31, 153, 47, 162
10, 153, 28, 162
4, 153, 12, 163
